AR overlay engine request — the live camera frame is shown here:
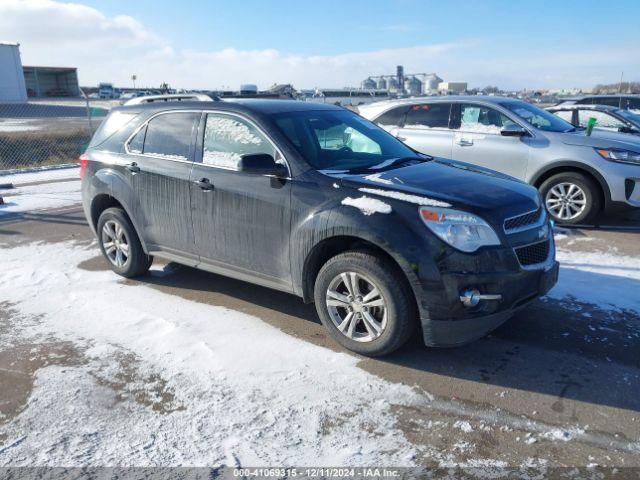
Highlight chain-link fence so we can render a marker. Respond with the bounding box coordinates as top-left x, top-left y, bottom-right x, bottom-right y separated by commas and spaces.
0, 97, 113, 173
